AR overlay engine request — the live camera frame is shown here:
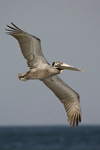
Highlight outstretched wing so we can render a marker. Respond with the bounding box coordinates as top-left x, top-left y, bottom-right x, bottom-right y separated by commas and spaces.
6, 22, 48, 69
43, 75, 81, 128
